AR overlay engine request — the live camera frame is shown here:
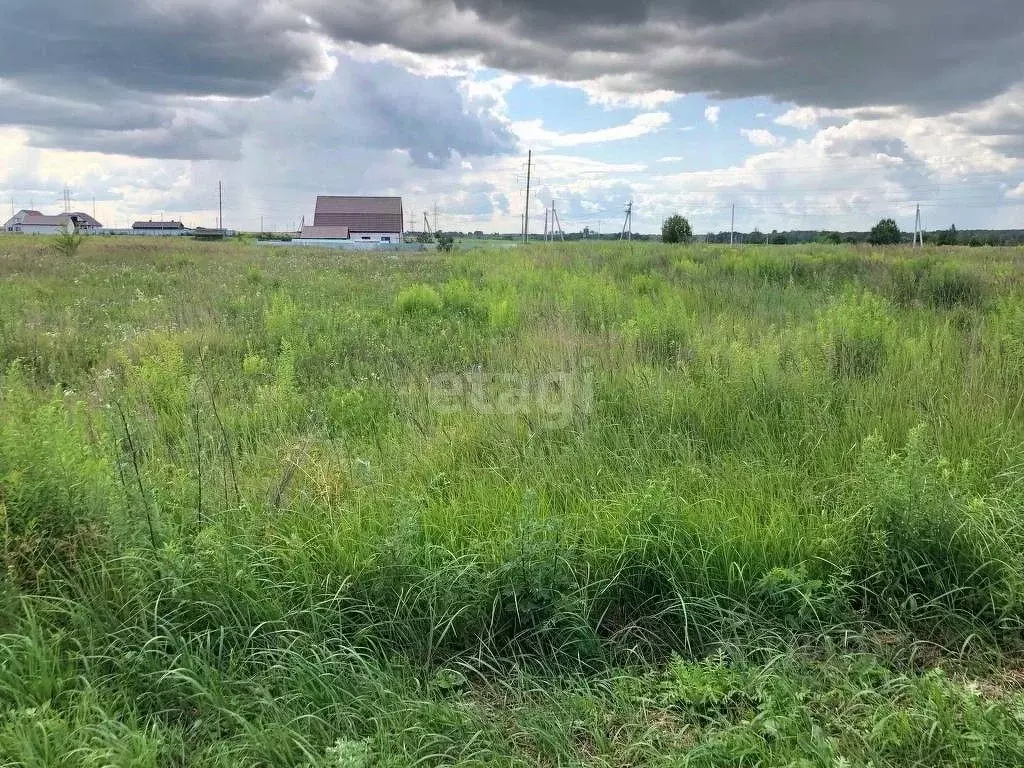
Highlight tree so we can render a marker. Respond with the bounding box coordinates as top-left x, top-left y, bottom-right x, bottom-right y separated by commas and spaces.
52, 230, 84, 257
935, 224, 958, 246
869, 218, 901, 245
662, 215, 692, 244
436, 233, 455, 252
820, 231, 842, 245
